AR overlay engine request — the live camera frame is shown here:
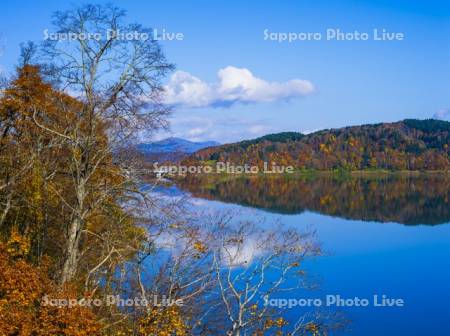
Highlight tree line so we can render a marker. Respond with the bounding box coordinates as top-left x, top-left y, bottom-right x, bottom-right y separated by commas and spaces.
188, 119, 450, 171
